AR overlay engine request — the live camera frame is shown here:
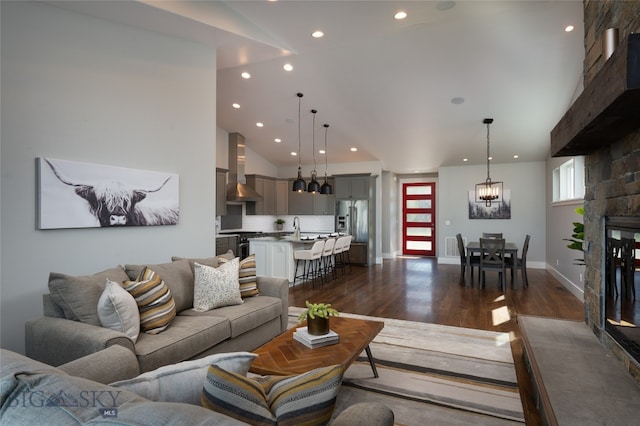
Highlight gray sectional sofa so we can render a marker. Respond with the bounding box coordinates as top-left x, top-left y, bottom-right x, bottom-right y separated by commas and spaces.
1, 346, 395, 425
25, 254, 289, 373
